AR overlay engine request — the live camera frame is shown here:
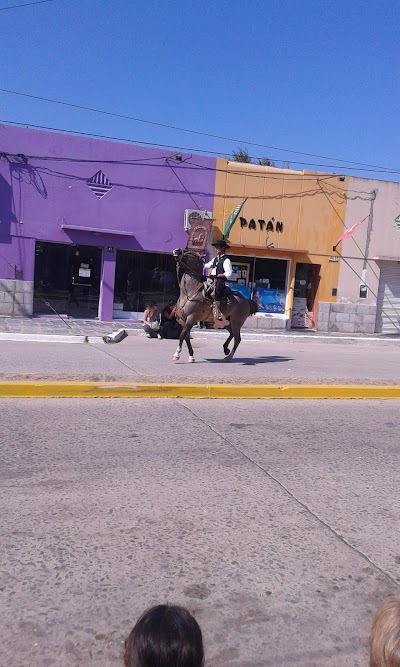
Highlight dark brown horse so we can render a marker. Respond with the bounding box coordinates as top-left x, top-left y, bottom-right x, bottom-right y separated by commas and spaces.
172, 248, 257, 362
